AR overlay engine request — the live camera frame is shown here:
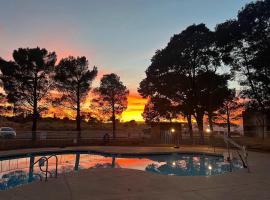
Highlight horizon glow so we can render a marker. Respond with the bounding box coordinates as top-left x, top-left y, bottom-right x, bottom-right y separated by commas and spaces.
0, 0, 253, 121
